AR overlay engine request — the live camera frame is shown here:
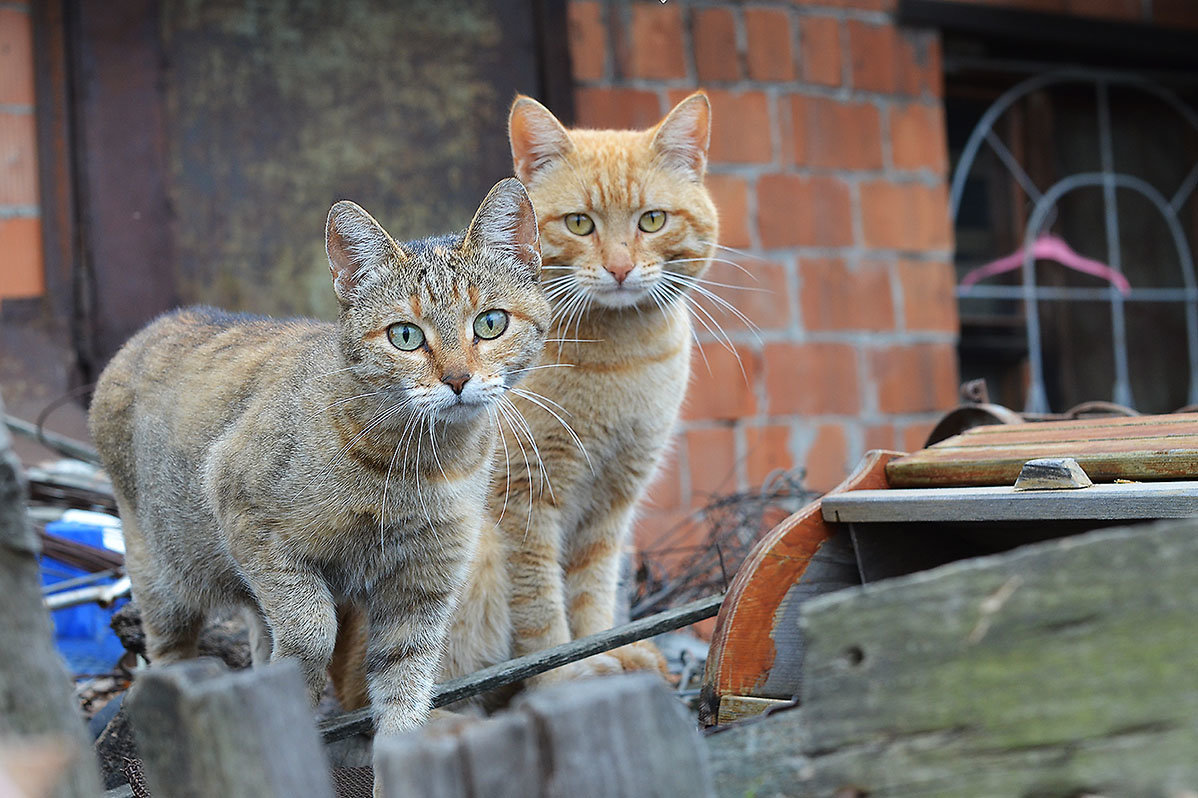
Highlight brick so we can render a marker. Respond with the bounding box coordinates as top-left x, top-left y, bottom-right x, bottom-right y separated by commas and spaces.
645, 450, 684, 511
889, 102, 947, 172
799, 16, 842, 87
870, 343, 959, 414
864, 423, 897, 451
787, 94, 882, 169
633, 507, 696, 560
800, 257, 895, 332
764, 341, 860, 416
744, 8, 795, 81
804, 423, 849, 493
898, 258, 958, 332
0, 8, 34, 106
705, 90, 773, 164
692, 7, 740, 82
0, 216, 44, 299
685, 342, 760, 421
1065, 0, 1140, 20
568, 1, 607, 82
756, 174, 852, 249
860, 180, 951, 251
706, 173, 752, 249
686, 426, 738, 499
628, 3, 687, 80
848, 22, 941, 97
901, 420, 936, 453
1155, 0, 1198, 27
0, 111, 38, 206
574, 87, 662, 130
702, 255, 792, 333
745, 424, 794, 487
806, 0, 895, 9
